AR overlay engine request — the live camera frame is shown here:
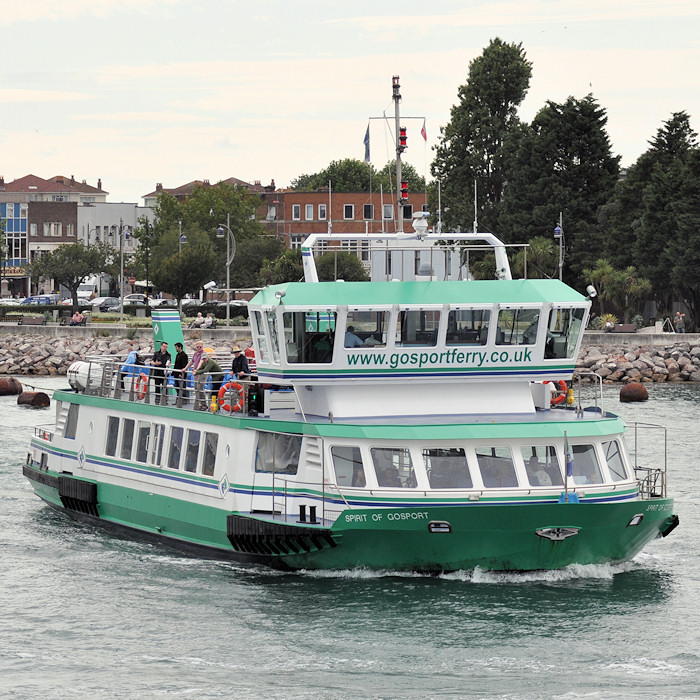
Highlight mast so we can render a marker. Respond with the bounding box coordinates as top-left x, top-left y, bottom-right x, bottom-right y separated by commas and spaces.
393, 75, 405, 233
